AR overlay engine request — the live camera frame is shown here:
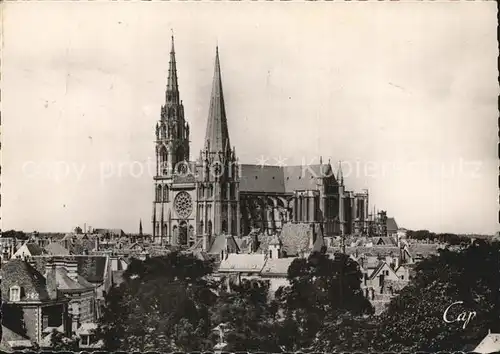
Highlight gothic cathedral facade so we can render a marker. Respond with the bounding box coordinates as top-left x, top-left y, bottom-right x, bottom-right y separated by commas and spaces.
152, 36, 370, 247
